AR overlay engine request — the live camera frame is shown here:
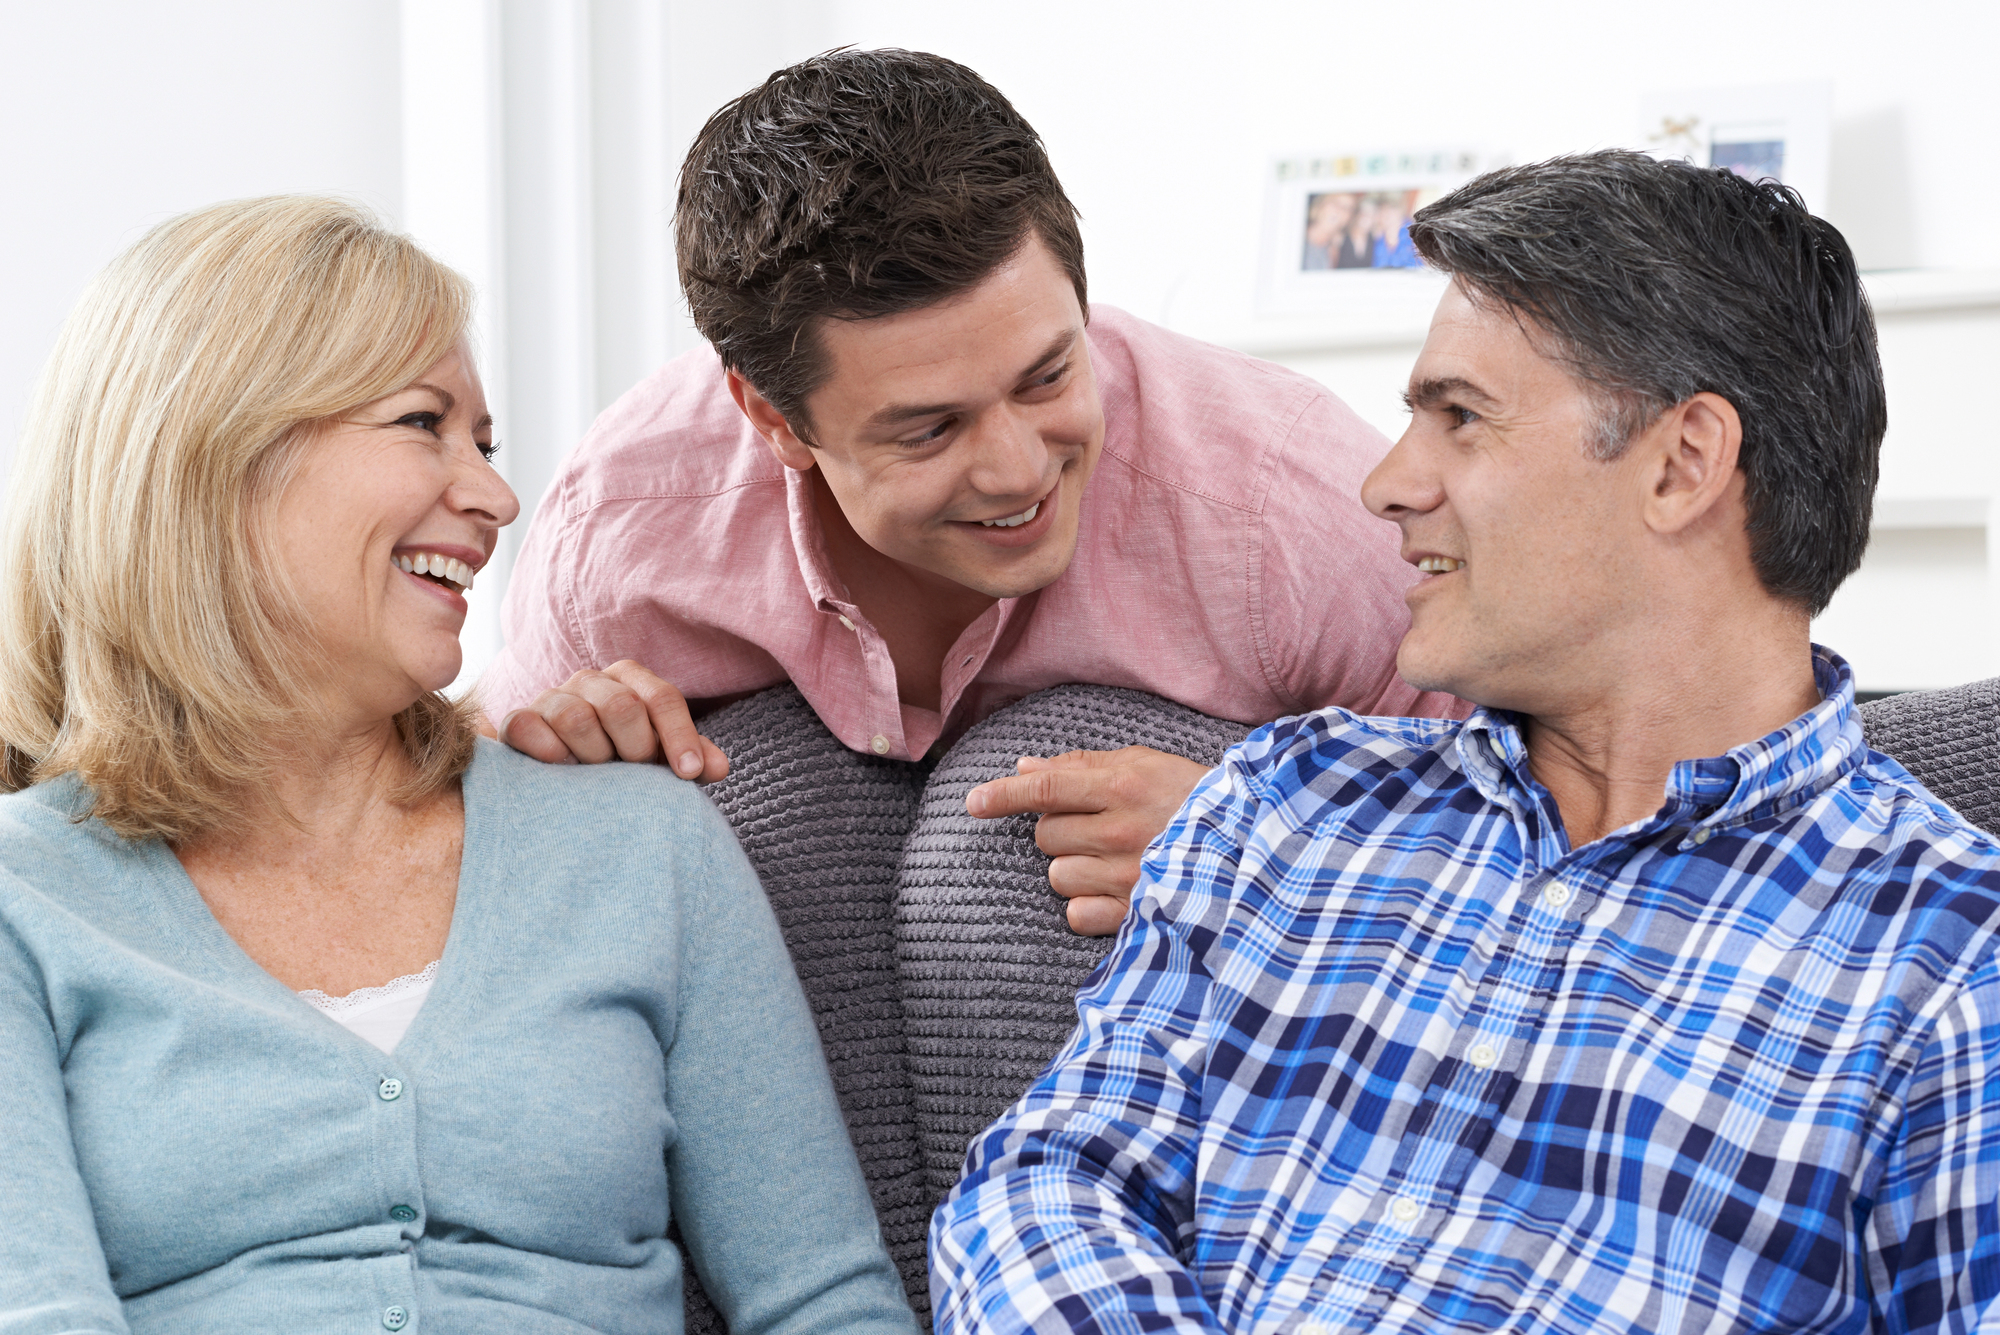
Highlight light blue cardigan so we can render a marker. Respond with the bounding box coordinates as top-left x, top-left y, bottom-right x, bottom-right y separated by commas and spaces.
0, 739, 917, 1334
